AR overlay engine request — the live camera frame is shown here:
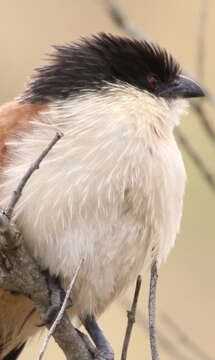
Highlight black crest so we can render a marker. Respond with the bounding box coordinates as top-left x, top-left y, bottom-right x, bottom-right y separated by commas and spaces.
20, 33, 181, 104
